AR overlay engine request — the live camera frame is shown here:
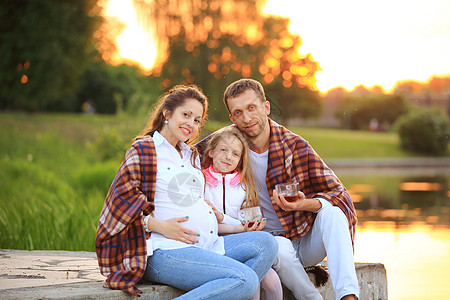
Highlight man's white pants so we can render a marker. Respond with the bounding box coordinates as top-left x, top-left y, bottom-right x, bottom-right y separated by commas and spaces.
271, 206, 359, 300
